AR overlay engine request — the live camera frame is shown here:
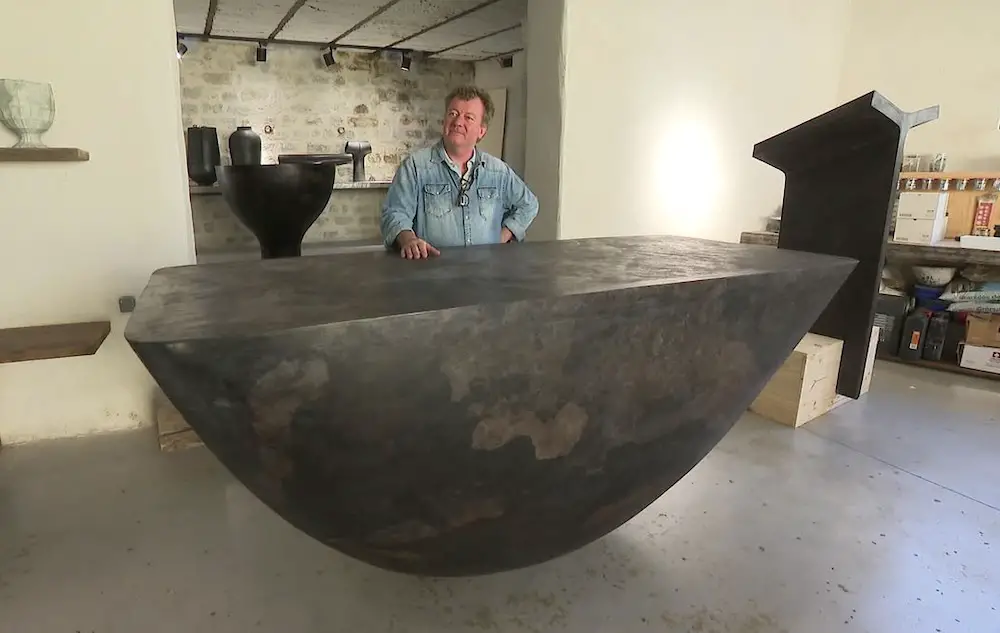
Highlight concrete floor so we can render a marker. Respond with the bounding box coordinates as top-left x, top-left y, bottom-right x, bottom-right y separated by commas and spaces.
1, 362, 998, 633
